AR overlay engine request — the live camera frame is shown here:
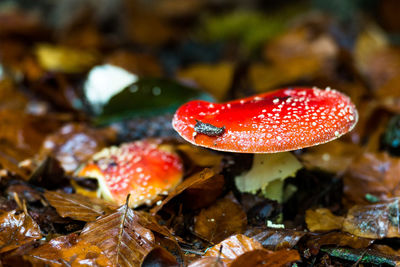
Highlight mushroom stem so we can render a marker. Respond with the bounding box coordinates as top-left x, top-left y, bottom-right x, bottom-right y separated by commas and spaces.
234, 152, 303, 202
